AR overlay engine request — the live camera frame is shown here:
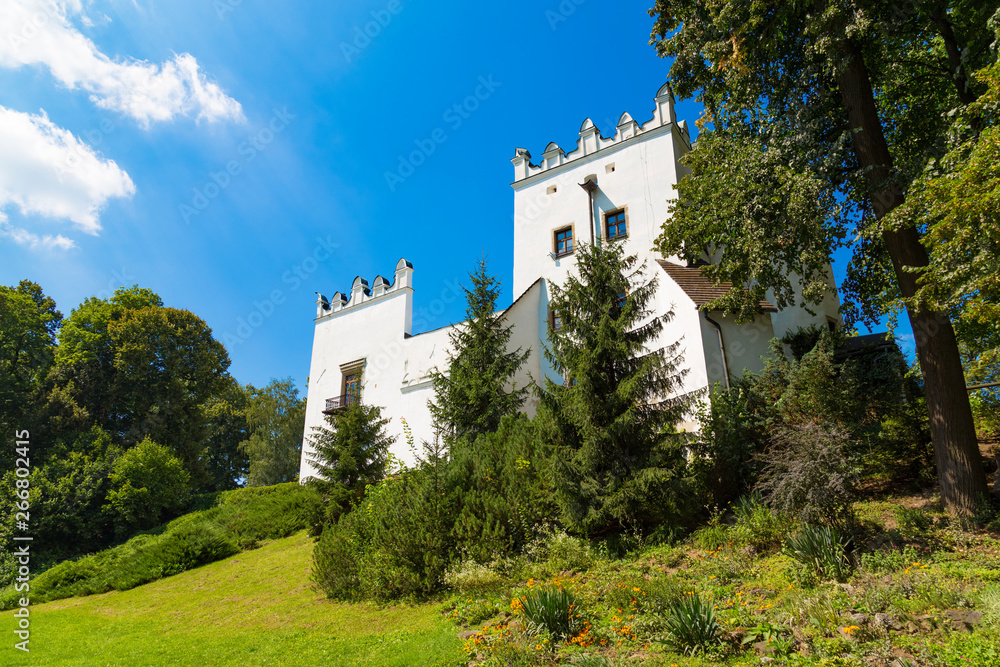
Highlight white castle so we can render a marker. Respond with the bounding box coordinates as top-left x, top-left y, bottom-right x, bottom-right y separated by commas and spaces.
298, 83, 841, 478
